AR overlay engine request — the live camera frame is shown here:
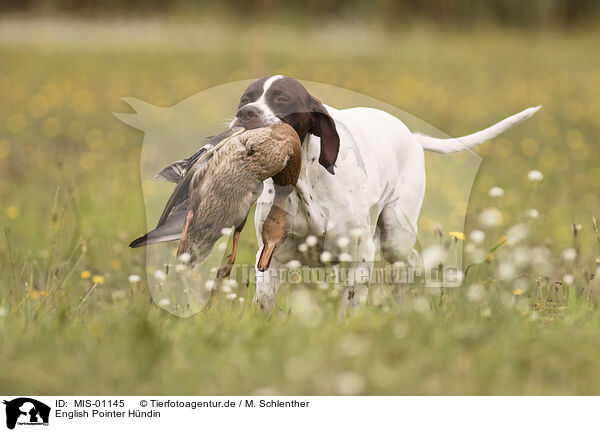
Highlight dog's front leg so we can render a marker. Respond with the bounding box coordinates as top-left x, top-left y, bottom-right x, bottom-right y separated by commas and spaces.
254, 256, 281, 310
340, 238, 376, 315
